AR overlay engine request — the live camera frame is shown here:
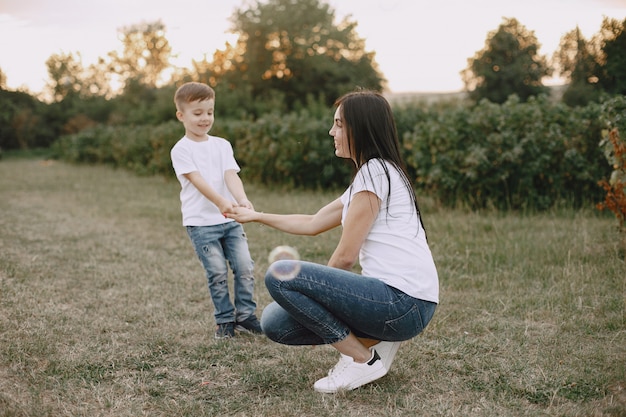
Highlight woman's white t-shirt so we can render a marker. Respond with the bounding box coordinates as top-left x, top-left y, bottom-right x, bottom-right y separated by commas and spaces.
340, 159, 439, 303
170, 135, 239, 226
